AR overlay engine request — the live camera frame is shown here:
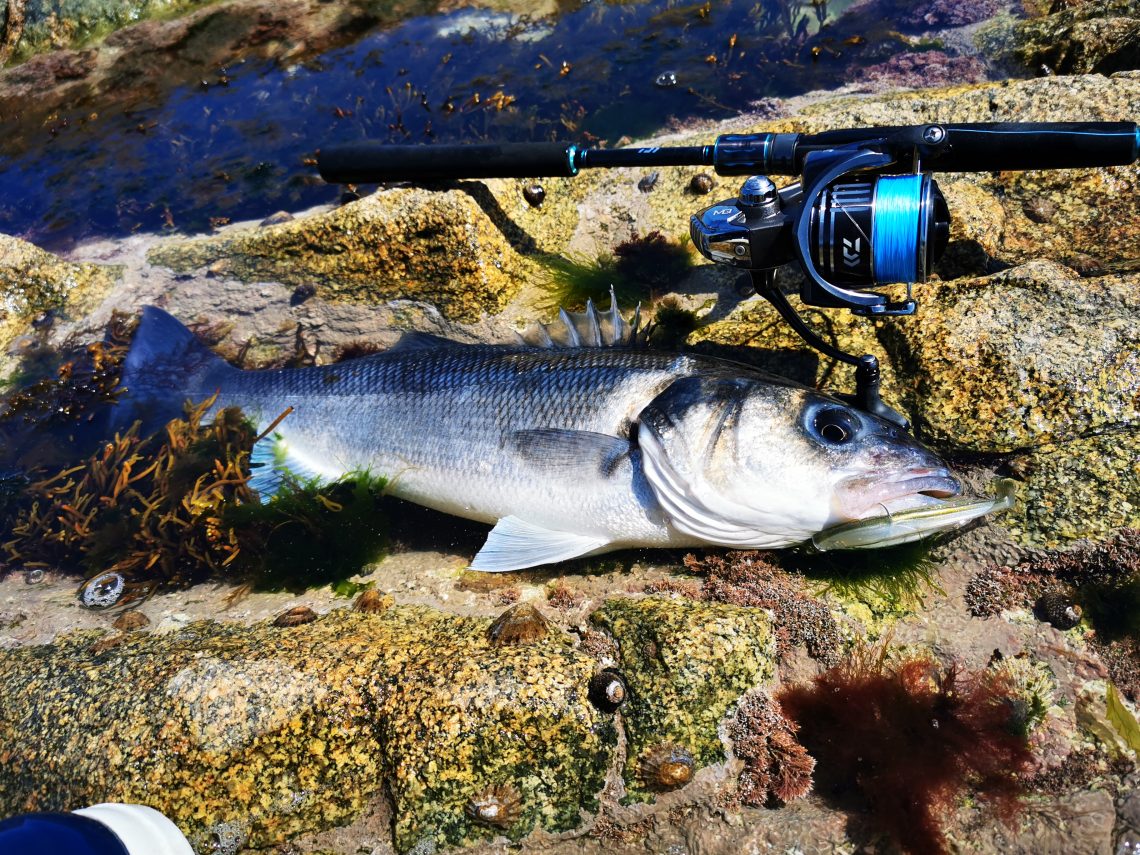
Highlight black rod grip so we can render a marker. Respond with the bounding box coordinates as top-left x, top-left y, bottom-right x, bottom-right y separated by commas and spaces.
318, 142, 578, 183
931, 122, 1138, 171
803, 122, 1138, 172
